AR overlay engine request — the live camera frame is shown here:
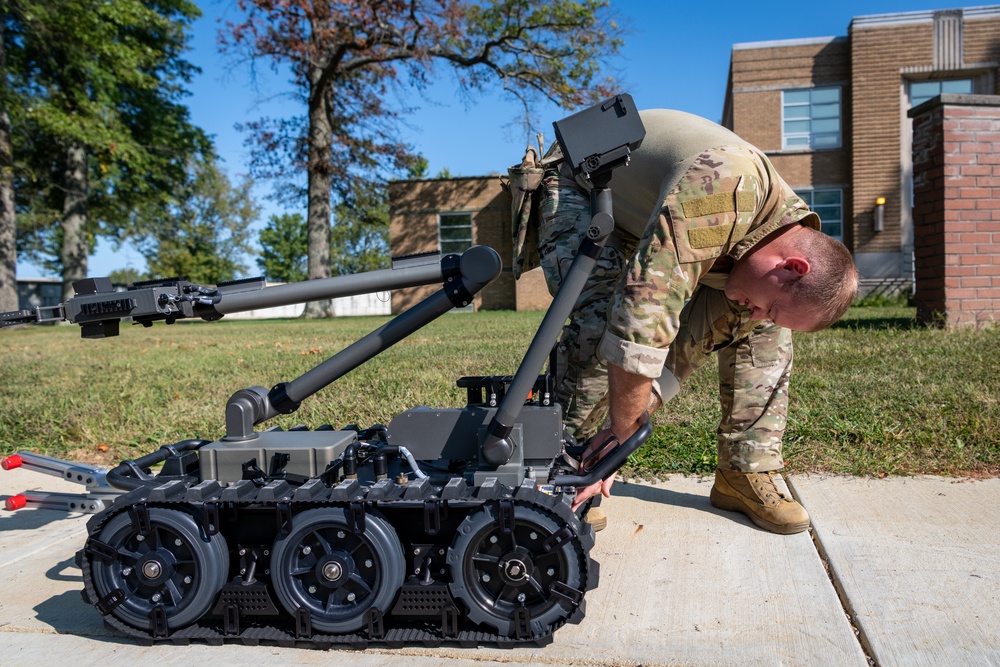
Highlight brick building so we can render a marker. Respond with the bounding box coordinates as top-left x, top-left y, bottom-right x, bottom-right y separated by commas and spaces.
723, 5, 1000, 284
388, 176, 551, 313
